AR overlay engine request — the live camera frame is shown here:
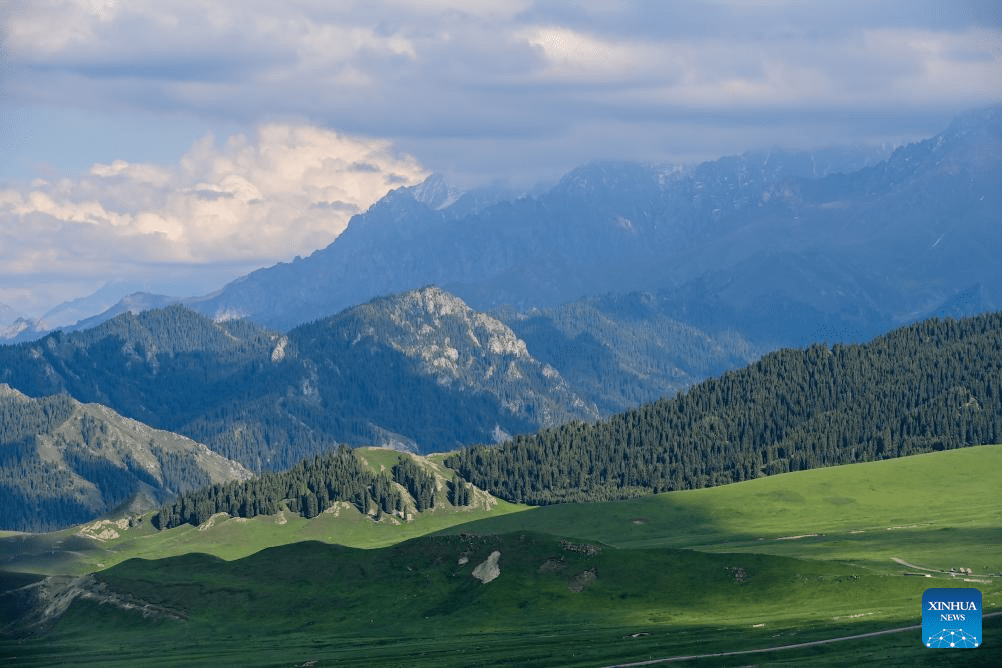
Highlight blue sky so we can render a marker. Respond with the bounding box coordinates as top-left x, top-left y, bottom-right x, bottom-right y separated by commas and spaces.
1, 0, 999, 322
